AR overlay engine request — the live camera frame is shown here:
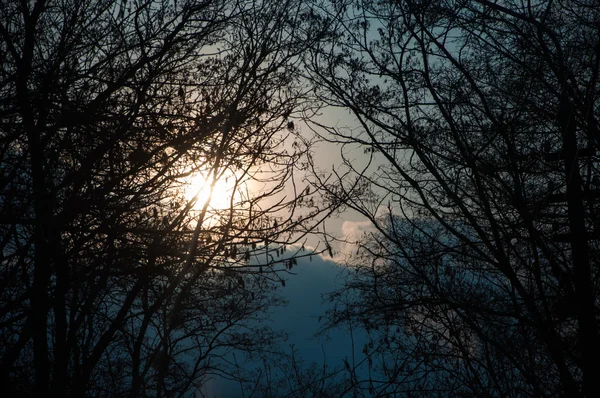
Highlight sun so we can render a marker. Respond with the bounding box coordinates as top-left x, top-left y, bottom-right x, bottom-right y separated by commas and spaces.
184, 171, 237, 210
